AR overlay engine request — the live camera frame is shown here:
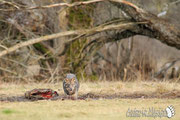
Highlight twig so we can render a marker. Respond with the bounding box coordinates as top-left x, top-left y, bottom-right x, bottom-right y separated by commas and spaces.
28, 0, 104, 10
170, 0, 180, 5
0, 0, 138, 12
0, 57, 28, 68
47, 63, 60, 83
154, 58, 180, 78
0, 0, 20, 9
0, 44, 8, 50
0, 0, 105, 11
0, 66, 17, 75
